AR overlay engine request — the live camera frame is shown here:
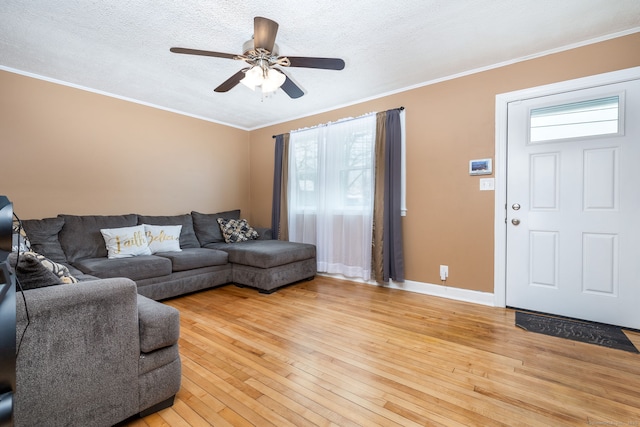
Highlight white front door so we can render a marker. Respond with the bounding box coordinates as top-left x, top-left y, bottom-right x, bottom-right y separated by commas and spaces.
505, 78, 640, 329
